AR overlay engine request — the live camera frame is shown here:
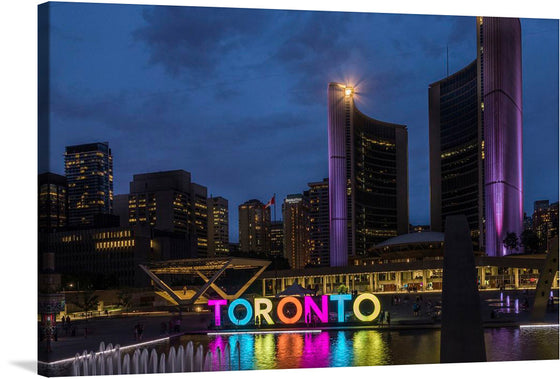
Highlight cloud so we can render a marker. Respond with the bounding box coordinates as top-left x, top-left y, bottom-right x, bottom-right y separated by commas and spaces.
133, 6, 283, 77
